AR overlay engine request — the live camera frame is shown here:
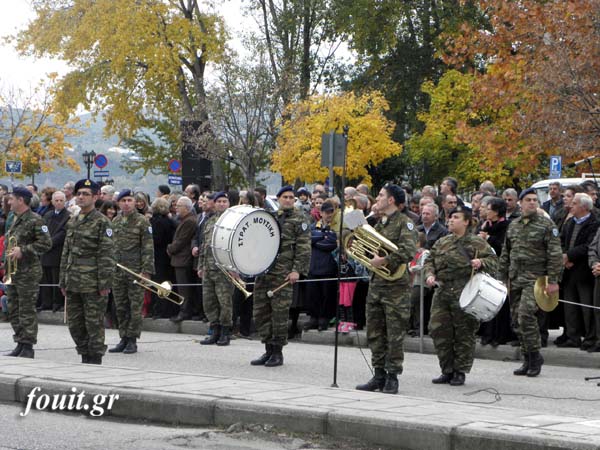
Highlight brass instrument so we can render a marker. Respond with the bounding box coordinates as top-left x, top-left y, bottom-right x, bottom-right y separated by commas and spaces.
116, 263, 184, 305
216, 264, 252, 299
534, 276, 559, 312
4, 236, 18, 285
343, 224, 406, 281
